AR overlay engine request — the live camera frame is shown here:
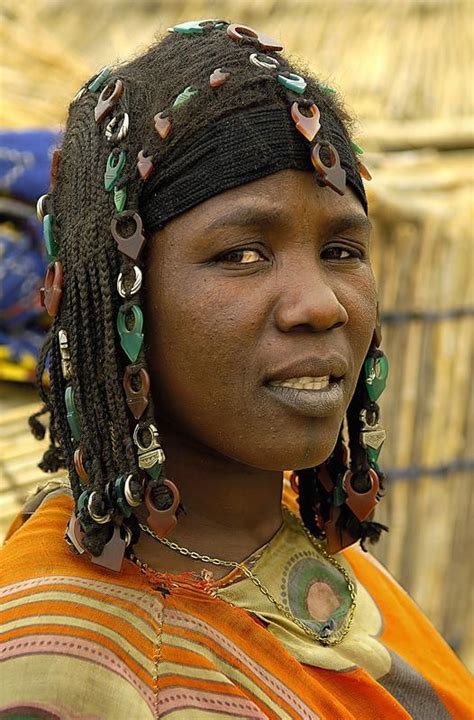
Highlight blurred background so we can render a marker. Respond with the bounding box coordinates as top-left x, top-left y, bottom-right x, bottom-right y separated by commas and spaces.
0, 0, 472, 667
